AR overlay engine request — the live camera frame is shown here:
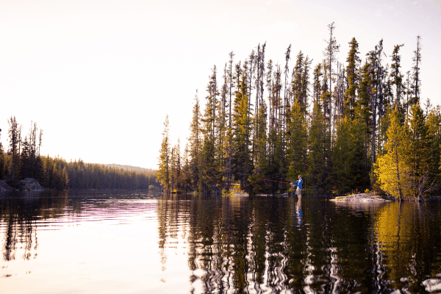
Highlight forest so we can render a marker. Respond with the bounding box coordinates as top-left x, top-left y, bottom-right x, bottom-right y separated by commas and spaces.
157, 23, 441, 201
0, 117, 158, 190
